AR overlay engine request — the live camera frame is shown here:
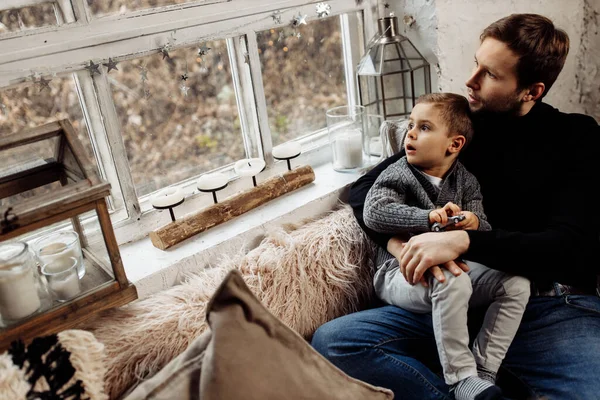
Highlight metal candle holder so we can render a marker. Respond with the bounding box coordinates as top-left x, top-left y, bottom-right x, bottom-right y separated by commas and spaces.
198, 183, 228, 204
